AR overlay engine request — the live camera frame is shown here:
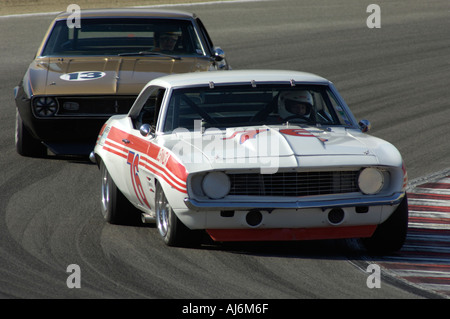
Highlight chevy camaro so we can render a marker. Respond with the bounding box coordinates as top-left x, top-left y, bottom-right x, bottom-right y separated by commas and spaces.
91, 70, 409, 254
14, 8, 230, 157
